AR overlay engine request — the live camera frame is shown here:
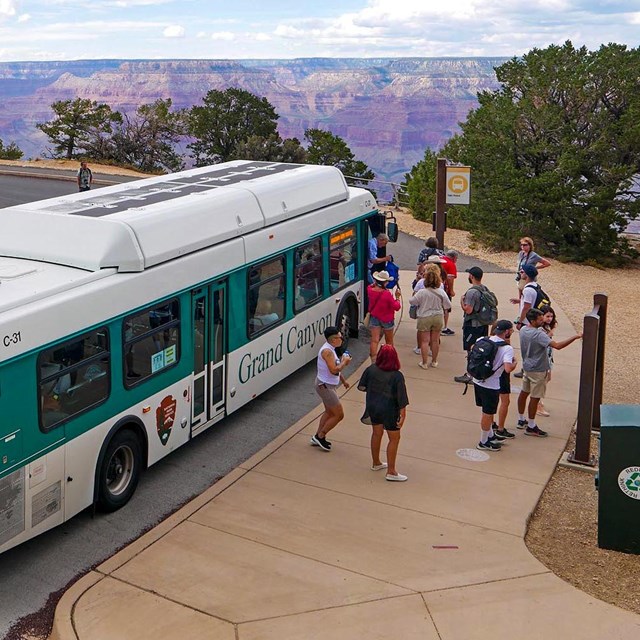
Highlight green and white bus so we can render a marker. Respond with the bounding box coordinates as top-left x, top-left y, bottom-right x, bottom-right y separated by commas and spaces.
0, 160, 385, 554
